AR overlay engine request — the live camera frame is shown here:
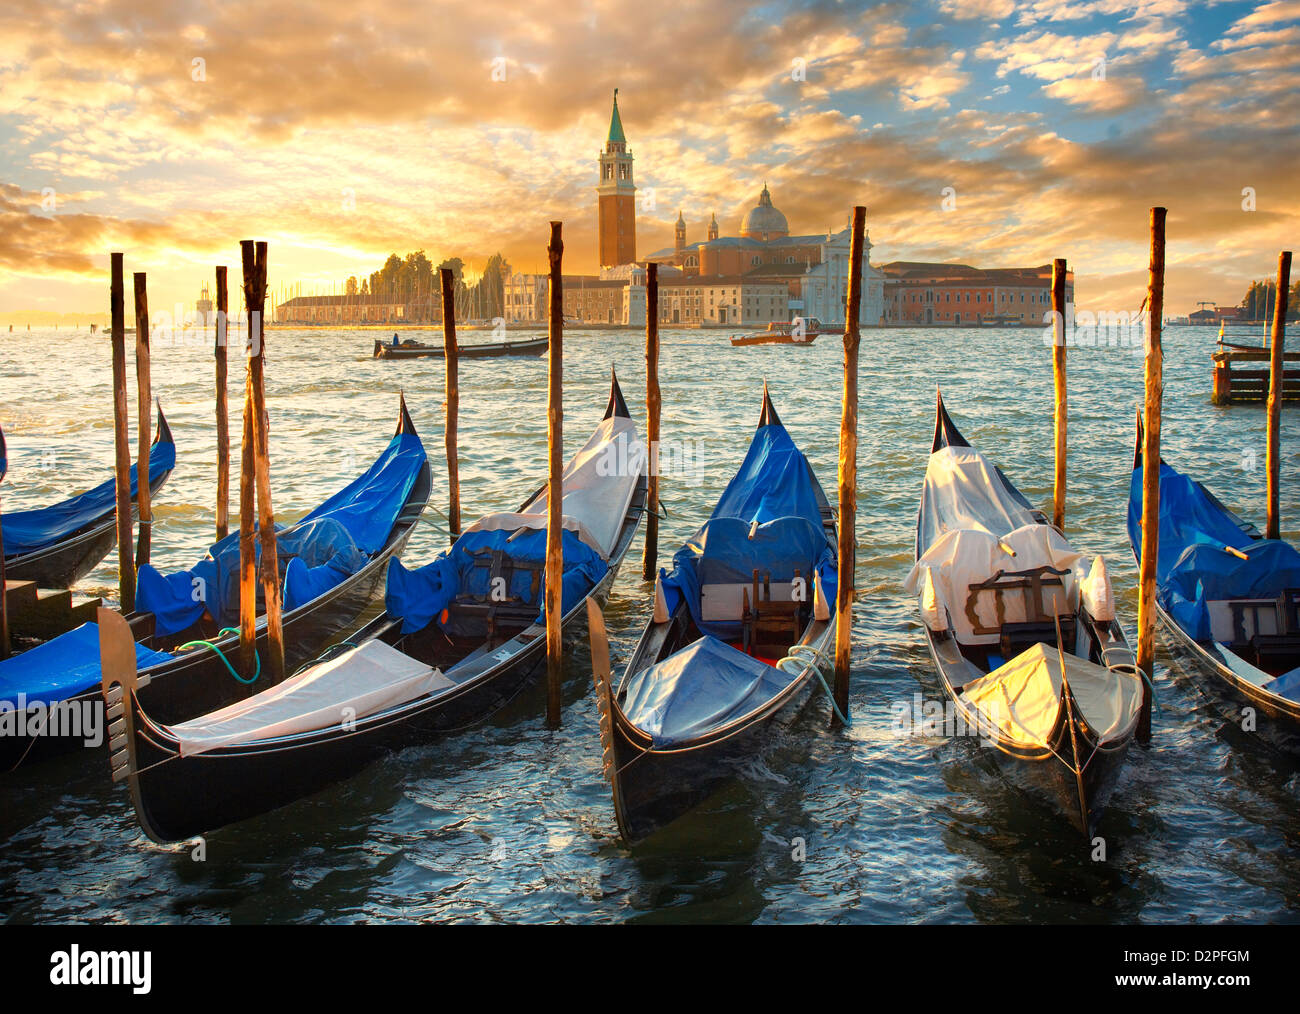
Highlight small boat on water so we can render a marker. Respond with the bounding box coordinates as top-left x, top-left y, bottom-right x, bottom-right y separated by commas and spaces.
373, 335, 548, 360
596, 384, 838, 843
905, 393, 1146, 836
98, 373, 646, 843
2, 403, 175, 588
729, 316, 830, 347
1127, 416, 1300, 753
0, 395, 430, 772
